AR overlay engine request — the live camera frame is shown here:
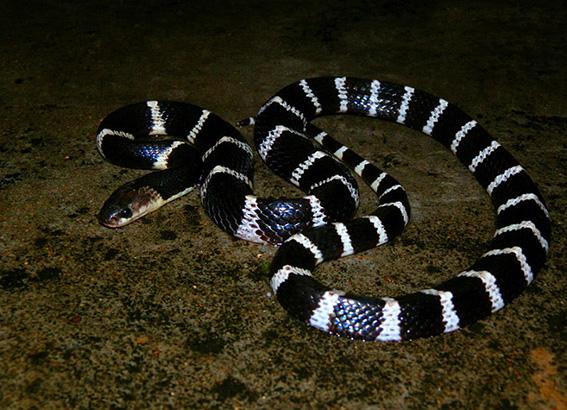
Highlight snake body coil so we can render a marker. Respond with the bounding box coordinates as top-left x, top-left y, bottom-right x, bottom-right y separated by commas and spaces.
97, 77, 550, 341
